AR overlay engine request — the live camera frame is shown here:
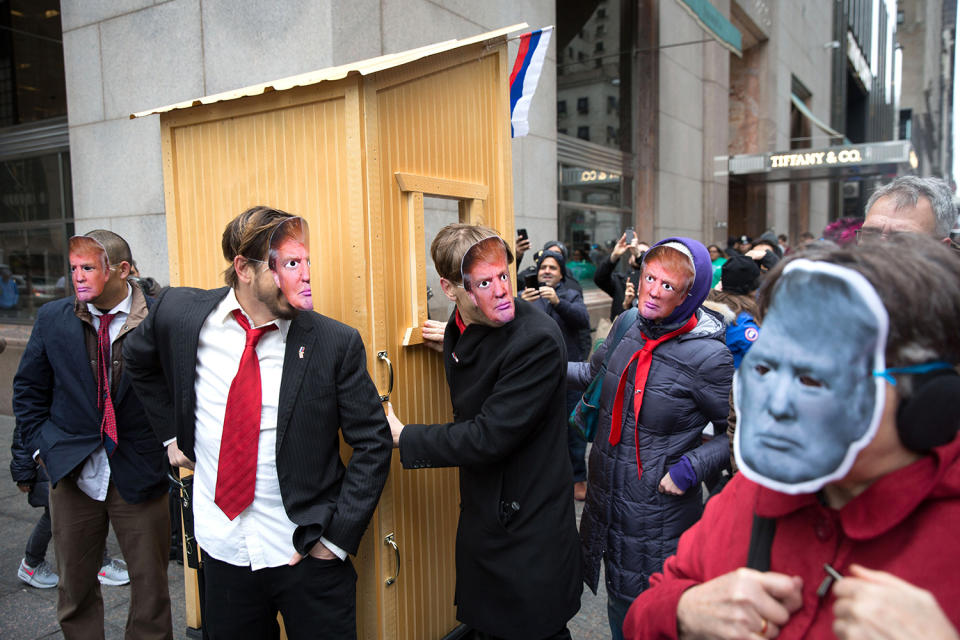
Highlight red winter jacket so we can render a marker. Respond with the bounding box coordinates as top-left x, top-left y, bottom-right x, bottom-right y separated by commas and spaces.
624, 436, 960, 639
